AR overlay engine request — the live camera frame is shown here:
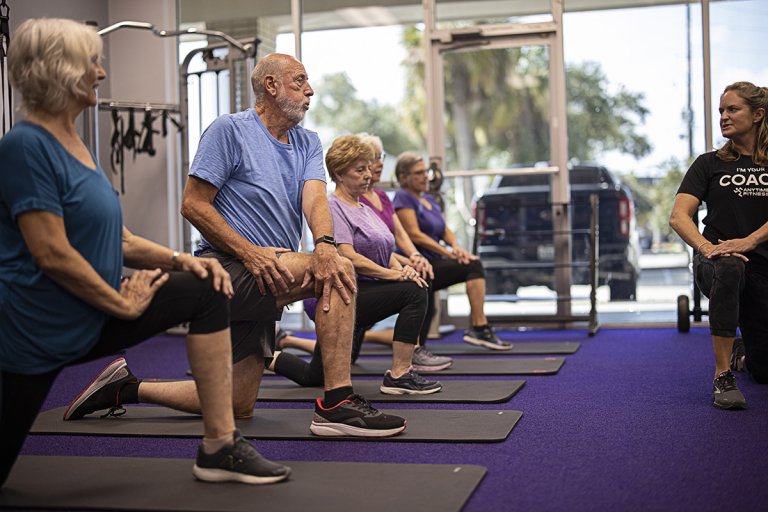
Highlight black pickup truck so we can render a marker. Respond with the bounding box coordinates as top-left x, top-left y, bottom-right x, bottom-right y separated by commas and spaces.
472, 164, 641, 301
